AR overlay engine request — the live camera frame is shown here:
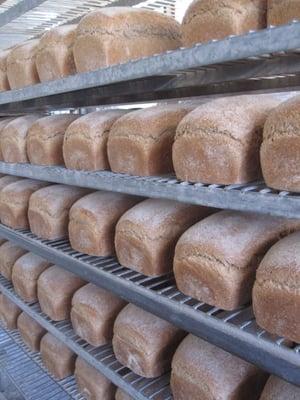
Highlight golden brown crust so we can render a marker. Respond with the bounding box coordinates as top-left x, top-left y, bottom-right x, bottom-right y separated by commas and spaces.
259, 376, 300, 399
0, 241, 27, 280
17, 312, 46, 352
0, 50, 10, 91
0, 293, 21, 329
268, 0, 300, 26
